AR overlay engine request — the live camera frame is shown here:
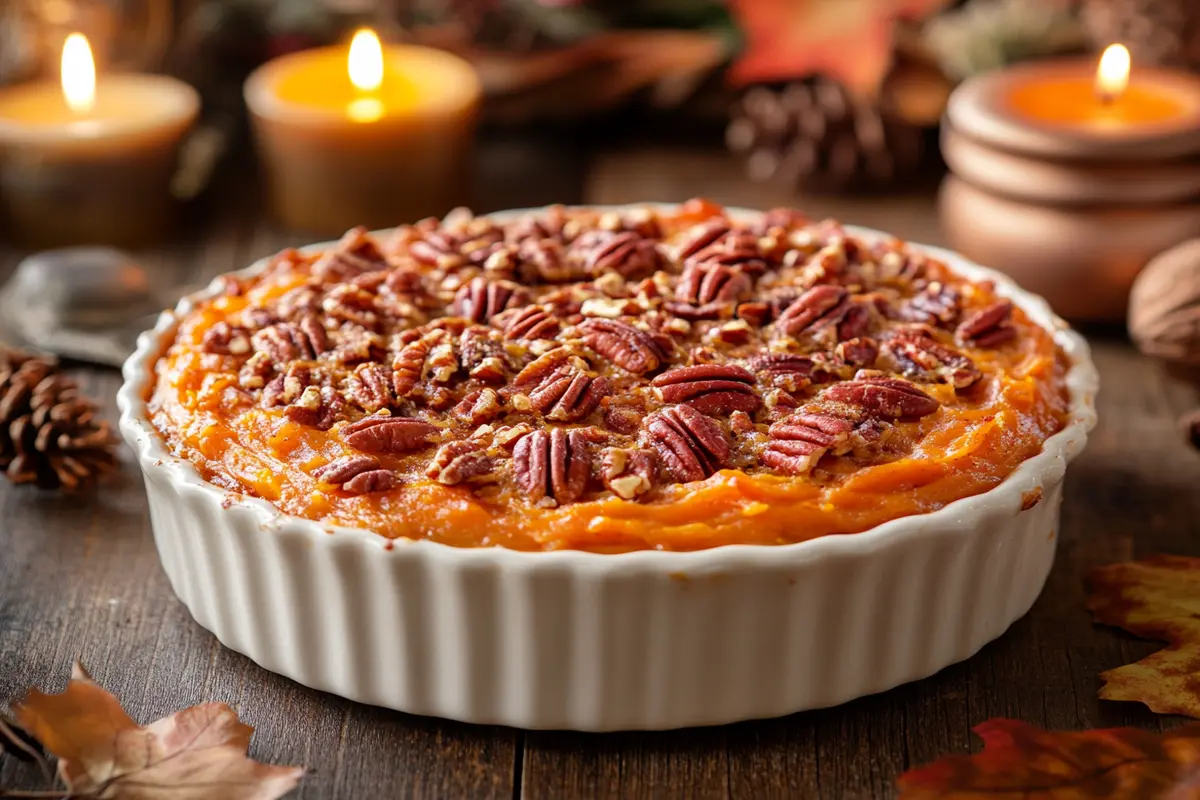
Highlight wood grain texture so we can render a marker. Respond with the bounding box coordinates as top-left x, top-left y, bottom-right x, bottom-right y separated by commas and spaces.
1, 140, 1198, 800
